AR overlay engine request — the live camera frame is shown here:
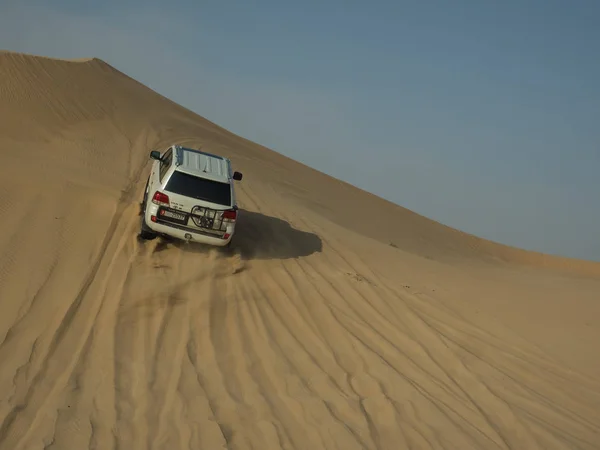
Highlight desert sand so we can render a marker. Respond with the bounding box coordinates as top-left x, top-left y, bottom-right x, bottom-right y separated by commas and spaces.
0, 50, 599, 450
